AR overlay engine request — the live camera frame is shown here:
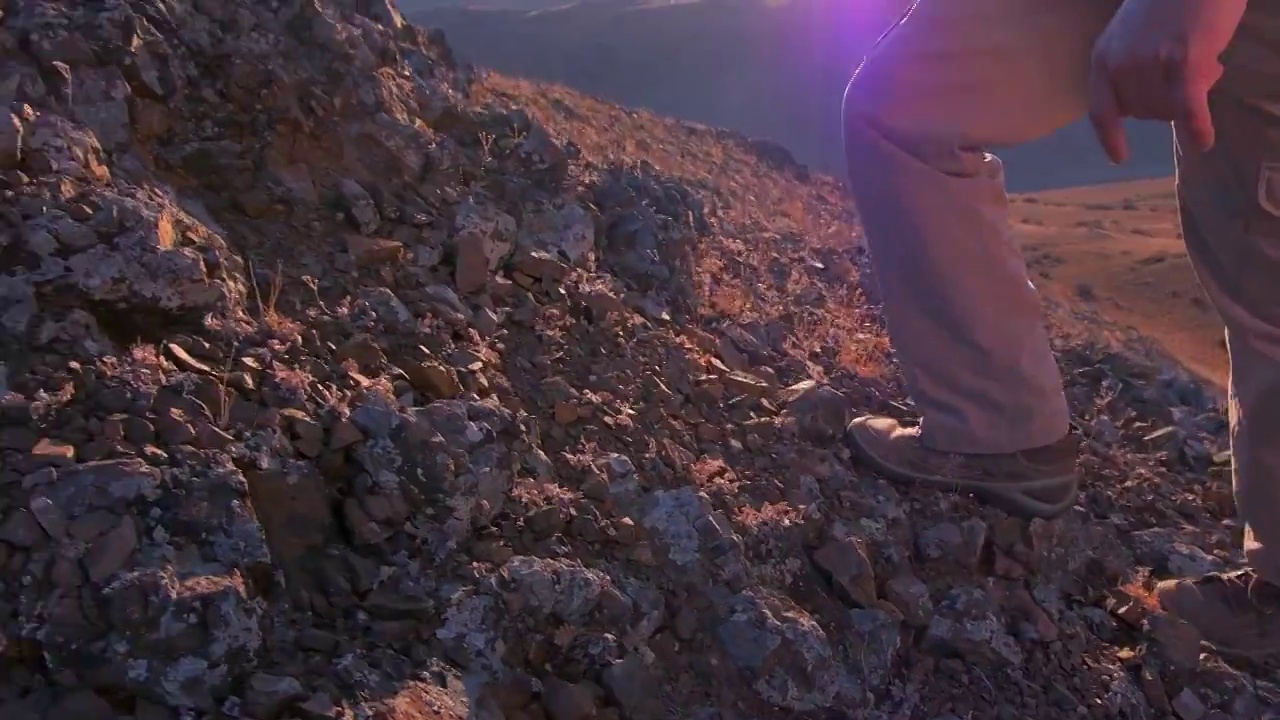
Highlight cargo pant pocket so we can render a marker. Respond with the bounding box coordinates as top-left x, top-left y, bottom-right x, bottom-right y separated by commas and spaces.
1259, 161, 1280, 220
